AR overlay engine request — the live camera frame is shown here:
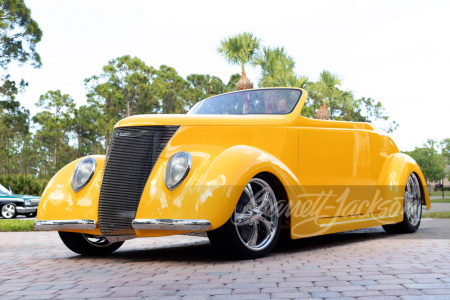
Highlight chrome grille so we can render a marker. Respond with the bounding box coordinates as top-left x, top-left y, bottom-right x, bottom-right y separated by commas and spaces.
98, 126, 179, 240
